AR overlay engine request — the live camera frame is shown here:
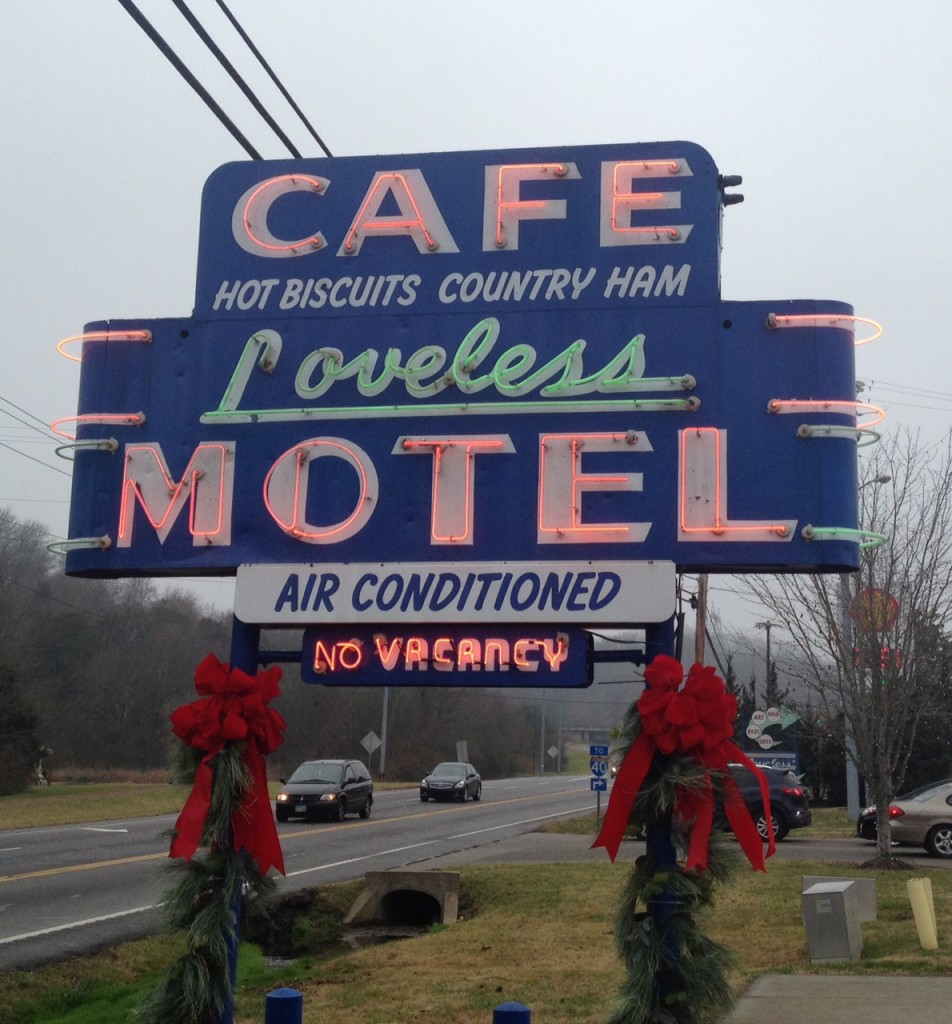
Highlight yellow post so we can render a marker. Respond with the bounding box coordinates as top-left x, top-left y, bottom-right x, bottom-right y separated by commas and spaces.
907, 878, 938, 950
